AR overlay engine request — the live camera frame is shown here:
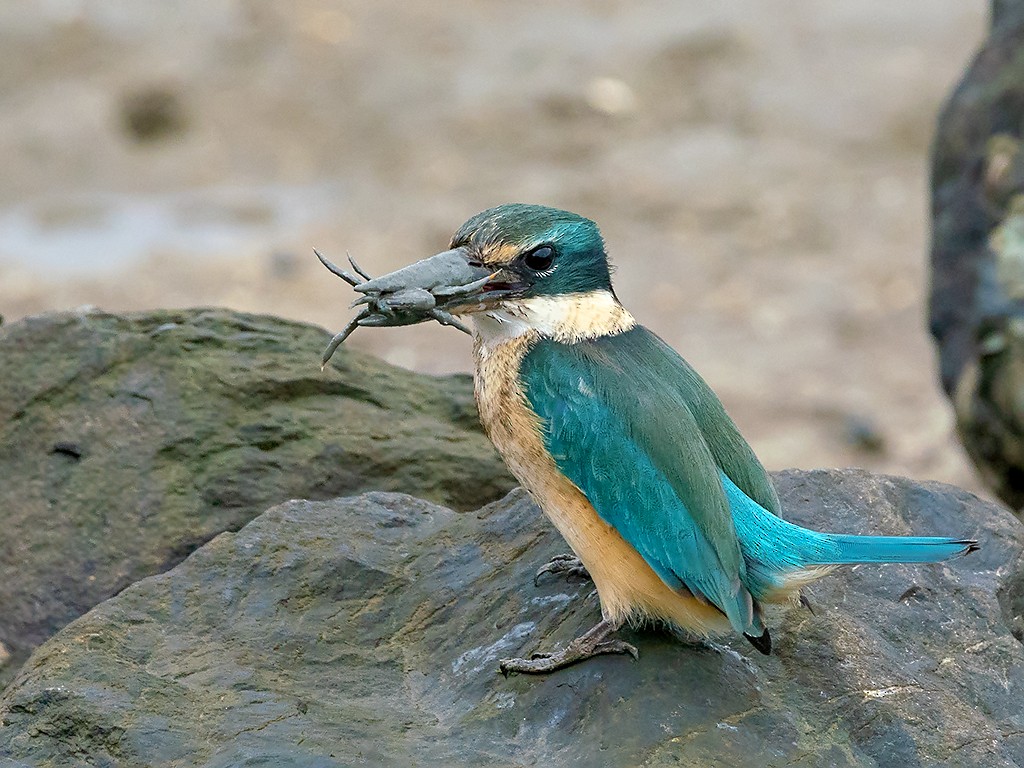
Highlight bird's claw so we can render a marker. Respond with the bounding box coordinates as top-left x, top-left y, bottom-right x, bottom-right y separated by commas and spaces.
534, 553, 591, 587
498, 640, 638, 676
599, 640, 640, 661
496, 618, 634, 676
